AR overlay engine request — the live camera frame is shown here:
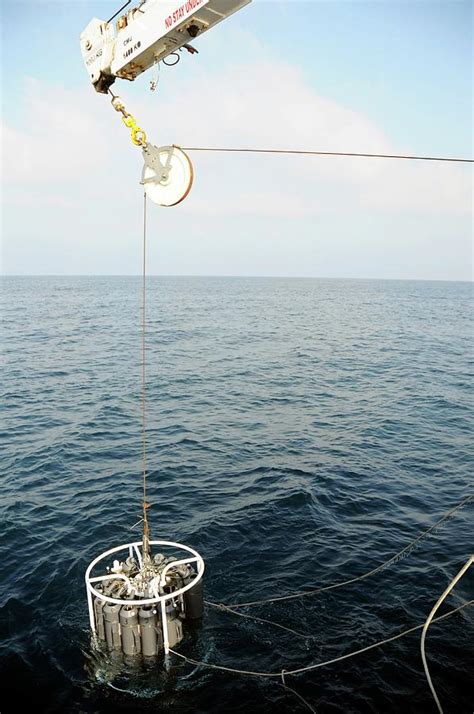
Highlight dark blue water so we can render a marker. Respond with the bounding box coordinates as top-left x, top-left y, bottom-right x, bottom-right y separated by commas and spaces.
1, 276, 473, 713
